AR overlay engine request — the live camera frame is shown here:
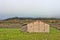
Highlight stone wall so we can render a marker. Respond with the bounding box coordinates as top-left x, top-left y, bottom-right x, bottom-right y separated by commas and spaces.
0, 24, 21, 28
27, 20, 50, 33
